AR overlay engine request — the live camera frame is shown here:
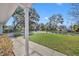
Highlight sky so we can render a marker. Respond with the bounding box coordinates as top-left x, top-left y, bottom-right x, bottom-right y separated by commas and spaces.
32, 3, 76, 28
6, 3, 77, 28
6, 17, 15, 26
